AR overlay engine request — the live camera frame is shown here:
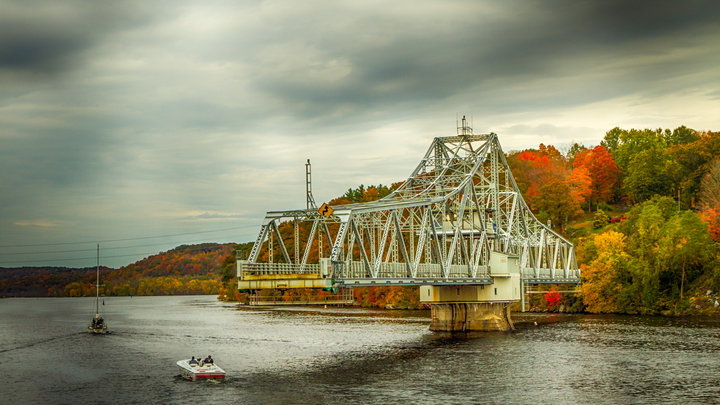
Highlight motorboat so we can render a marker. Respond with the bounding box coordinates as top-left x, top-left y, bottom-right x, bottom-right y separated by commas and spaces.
177, 359, 226, 381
